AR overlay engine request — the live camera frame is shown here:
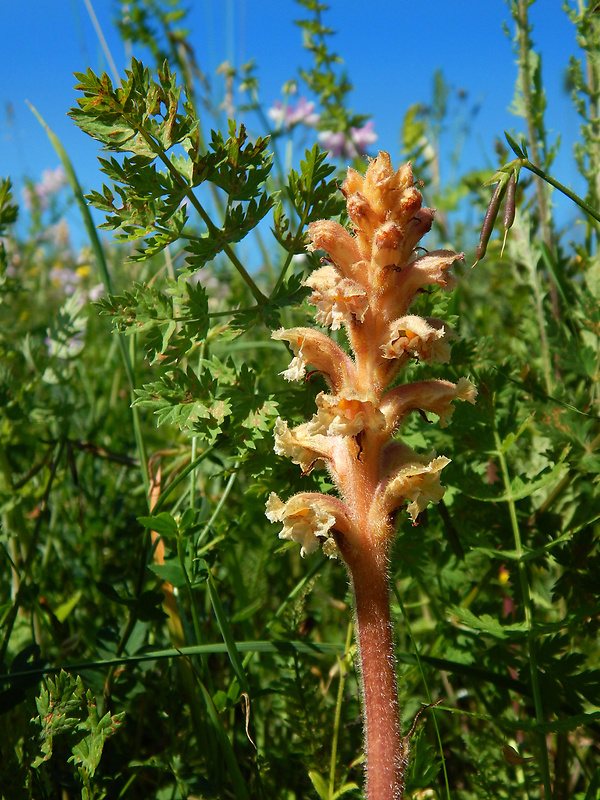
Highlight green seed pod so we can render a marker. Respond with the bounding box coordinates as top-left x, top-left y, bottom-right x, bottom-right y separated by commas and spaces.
500, 172, 517, 257
503, 172, 517, 230
473, 180, 506, 266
